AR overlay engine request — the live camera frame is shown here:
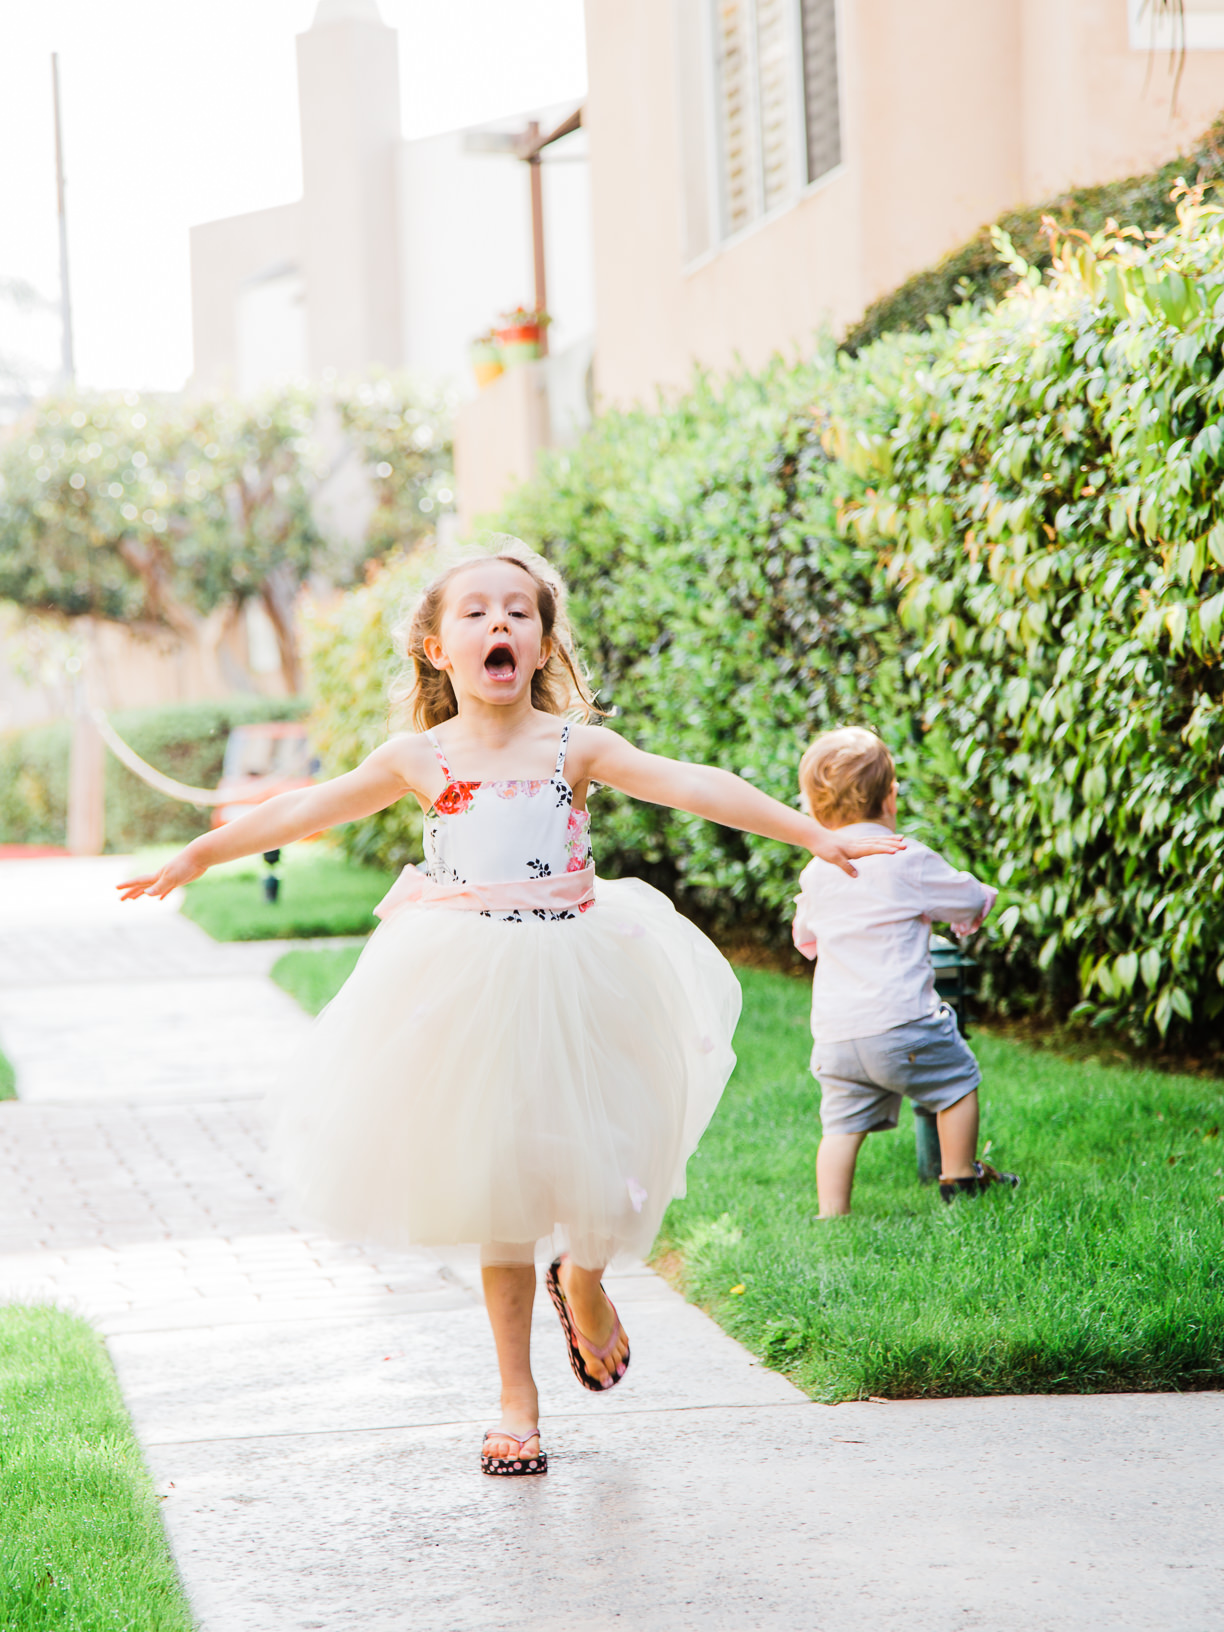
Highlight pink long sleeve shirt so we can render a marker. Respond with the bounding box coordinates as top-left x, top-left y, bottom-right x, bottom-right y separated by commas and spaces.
792, 822, 997, 1045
